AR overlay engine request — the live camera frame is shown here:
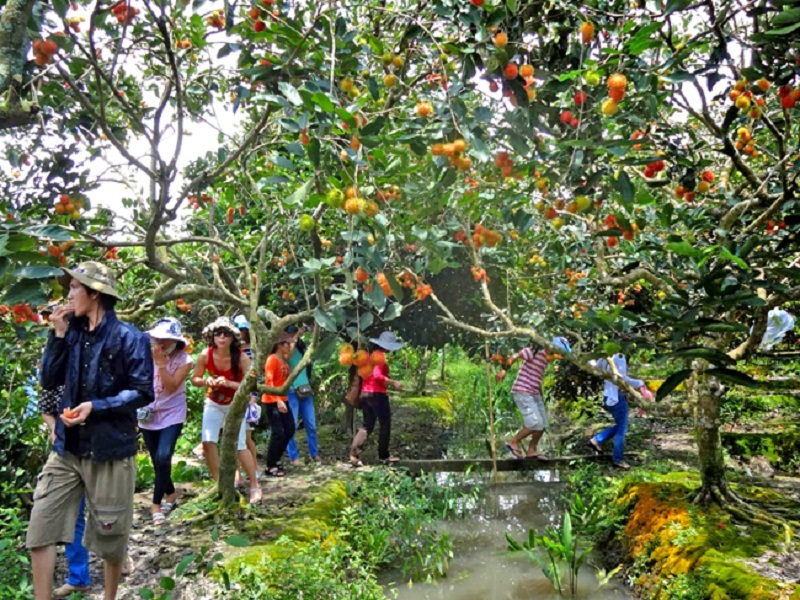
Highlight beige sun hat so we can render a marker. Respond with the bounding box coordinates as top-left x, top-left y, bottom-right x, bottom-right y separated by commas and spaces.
202, 317, 241, 345
61, 261, 121, 299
